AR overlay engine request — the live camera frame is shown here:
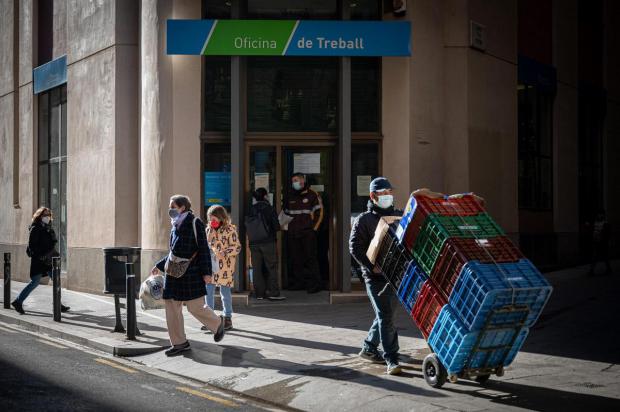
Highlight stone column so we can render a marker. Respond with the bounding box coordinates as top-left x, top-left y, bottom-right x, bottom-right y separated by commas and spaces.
140, 0, 173, 277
